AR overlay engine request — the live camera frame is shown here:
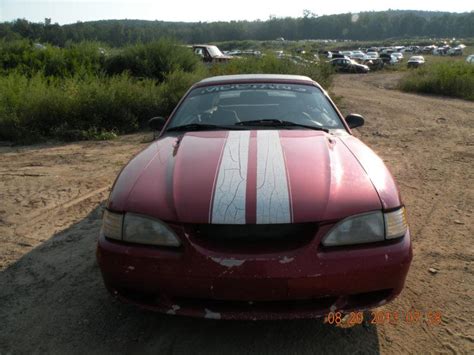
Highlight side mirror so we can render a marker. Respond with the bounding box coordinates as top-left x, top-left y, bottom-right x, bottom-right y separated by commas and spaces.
148, 117, 166, 131
345, 114, 365, 129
